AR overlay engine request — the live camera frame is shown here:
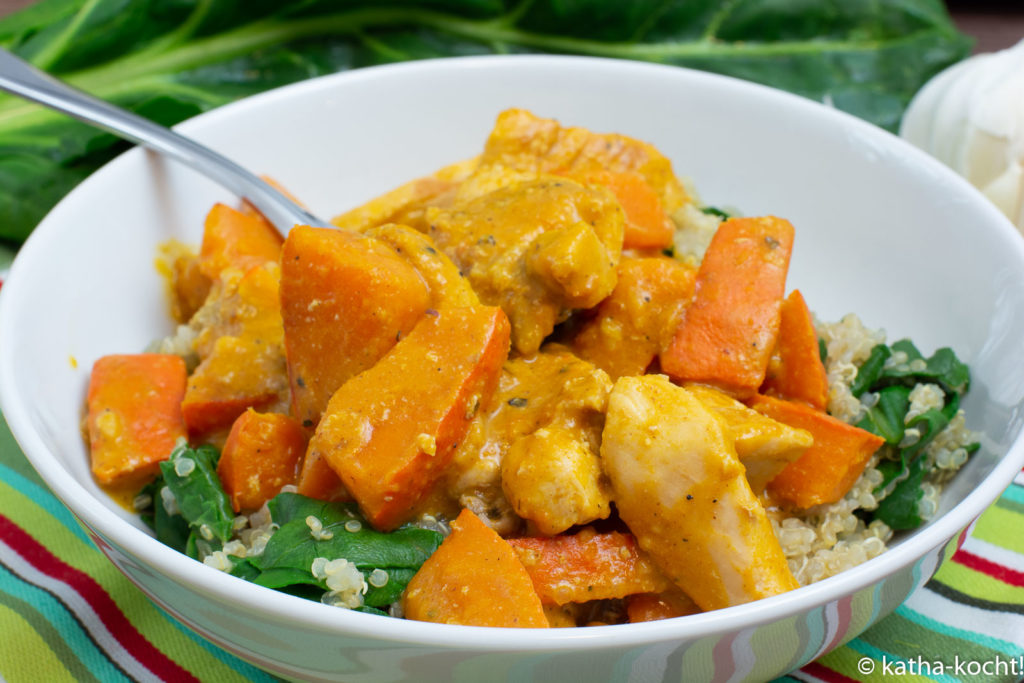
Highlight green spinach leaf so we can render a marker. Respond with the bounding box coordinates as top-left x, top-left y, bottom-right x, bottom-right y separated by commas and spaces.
857, 385, 909, 446
0, 0, 971, 242
137, 476, 191, 553
258, 493, 443, 573
158, 442, 234, 545
873, 455, 927, 530
849, 343, 890, 397
877, 340, 970, 394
